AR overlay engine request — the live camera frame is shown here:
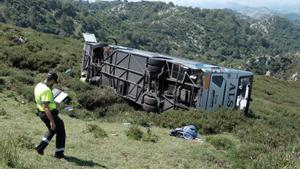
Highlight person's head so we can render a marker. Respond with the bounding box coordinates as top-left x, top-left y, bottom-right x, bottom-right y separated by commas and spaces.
45, 71, 58, 87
